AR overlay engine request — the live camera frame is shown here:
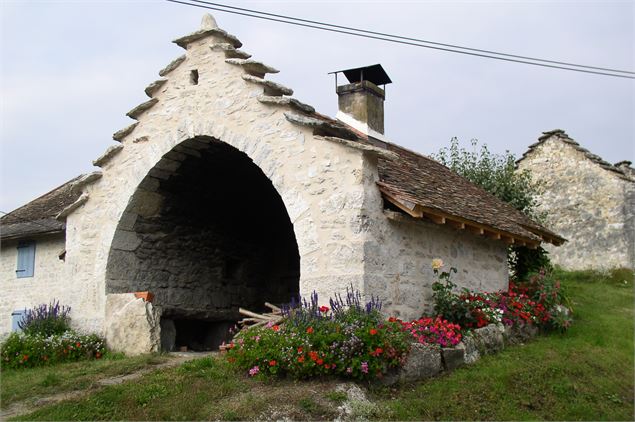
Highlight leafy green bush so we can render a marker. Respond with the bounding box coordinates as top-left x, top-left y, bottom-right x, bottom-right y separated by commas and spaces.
225, 289, 411, 380
430, 261, 474, 328
433, 138, 550, 280
18, 300, 71, 337
1, 331, 106, 369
